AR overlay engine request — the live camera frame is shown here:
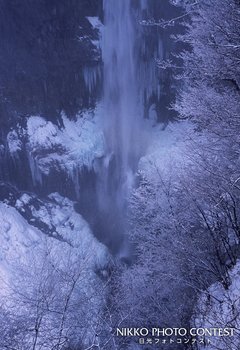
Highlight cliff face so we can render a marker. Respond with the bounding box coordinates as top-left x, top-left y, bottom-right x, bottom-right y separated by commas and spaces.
0, 0, 181, 208
0, 0, 102, 126
0, 1, 104, 199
